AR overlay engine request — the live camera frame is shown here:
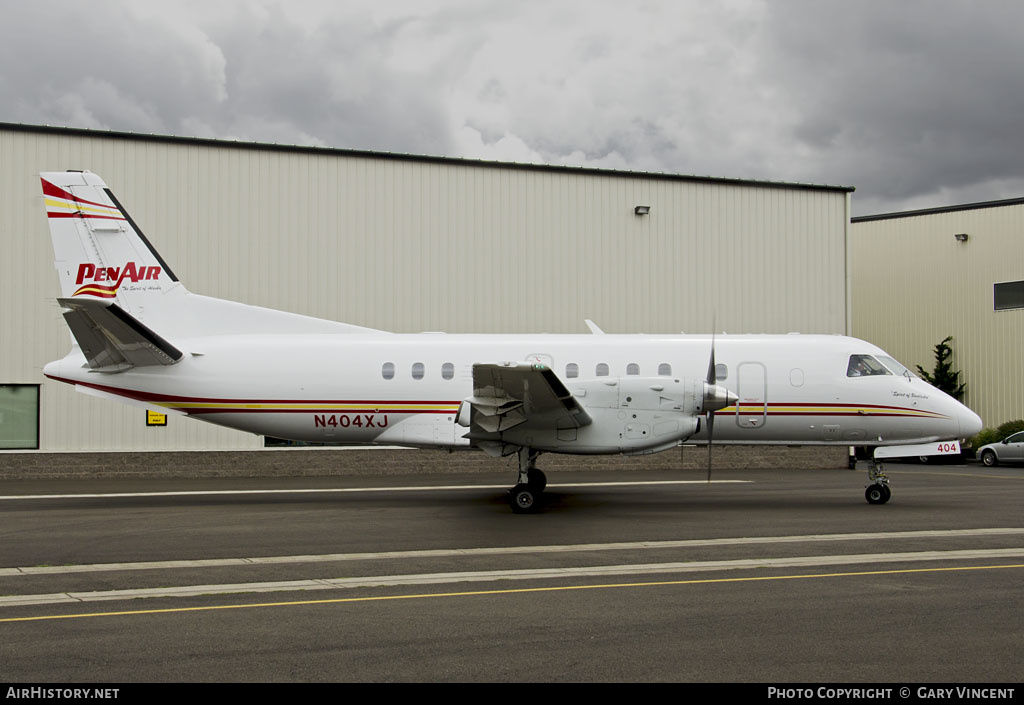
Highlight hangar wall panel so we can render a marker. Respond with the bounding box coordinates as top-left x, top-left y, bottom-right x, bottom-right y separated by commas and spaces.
851, 204, 1024, 428
1, 125, 850, 451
